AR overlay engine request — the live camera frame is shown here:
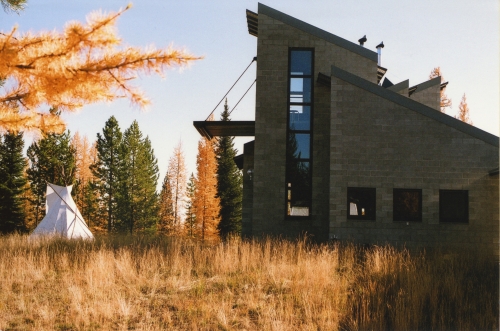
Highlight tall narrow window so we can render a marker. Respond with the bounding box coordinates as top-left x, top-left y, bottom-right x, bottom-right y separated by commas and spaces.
286, 49, 313, 217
